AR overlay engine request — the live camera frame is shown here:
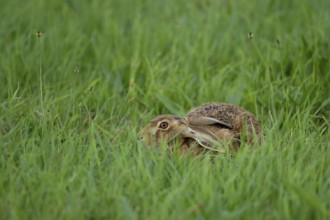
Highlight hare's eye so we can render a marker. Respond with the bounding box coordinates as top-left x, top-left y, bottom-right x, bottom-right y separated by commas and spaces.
159, 121, 169, 129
